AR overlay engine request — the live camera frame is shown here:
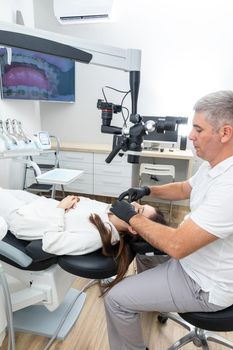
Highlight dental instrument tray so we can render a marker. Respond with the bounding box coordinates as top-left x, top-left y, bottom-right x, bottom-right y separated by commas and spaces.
36, 168, 84, 185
